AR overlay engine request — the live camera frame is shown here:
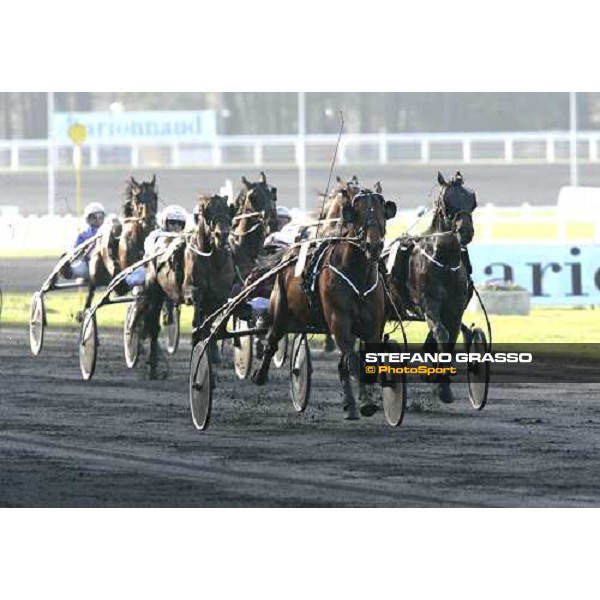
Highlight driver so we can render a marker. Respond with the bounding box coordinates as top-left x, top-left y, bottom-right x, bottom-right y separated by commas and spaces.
63, 202, 106, 280
125, 204, 188, 290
